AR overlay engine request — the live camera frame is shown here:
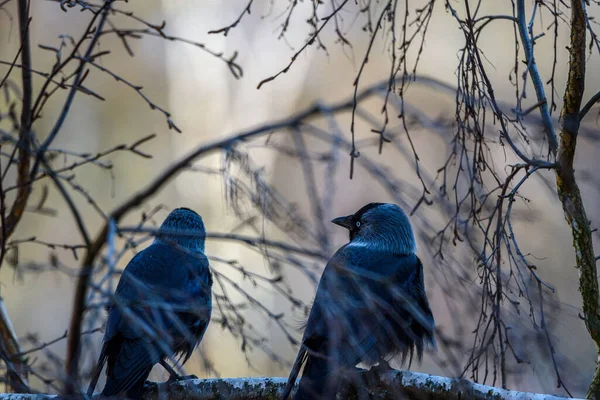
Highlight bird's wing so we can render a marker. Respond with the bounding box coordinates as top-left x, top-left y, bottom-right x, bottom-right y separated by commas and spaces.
303, 247, 436, 367
299, 246, 381, 363
408, 257, 436, 355
352, 251, 436, 362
